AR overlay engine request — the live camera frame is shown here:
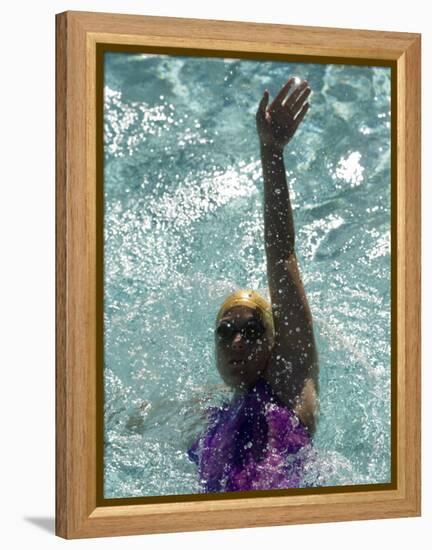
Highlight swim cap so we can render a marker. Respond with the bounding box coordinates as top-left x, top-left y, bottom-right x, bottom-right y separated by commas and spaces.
216, 289, 275, 342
